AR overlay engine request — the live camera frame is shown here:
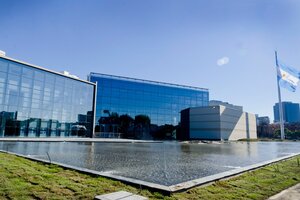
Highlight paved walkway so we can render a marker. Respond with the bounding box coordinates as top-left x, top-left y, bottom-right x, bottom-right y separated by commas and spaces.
268, 183, 300, 200
95, 191, 148, 200
0, 137, 160, 143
